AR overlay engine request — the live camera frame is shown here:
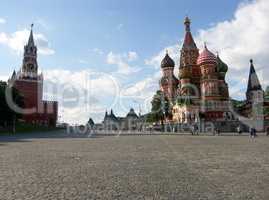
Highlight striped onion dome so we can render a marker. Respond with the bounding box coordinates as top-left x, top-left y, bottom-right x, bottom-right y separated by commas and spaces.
197, 45, 217, 65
